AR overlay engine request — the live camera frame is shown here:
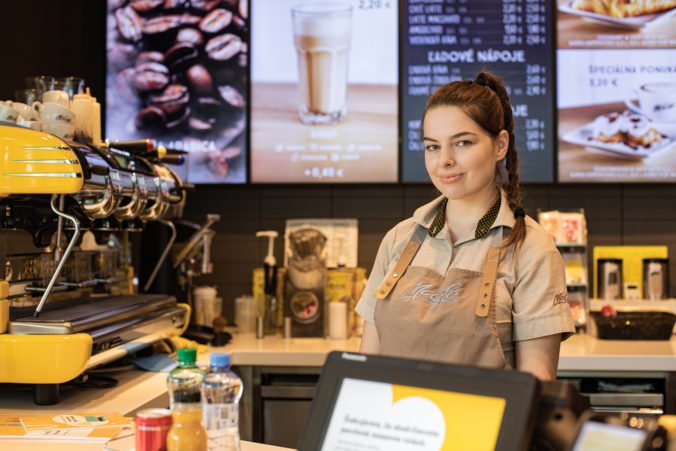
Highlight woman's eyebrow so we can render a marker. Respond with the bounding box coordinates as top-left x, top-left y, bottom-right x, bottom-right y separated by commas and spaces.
423, 131, 477, 141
